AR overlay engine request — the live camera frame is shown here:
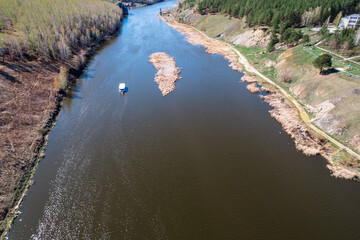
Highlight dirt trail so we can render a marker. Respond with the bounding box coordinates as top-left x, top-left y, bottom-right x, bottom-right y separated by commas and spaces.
149, 52, 182, 96
160, 14, 360, 179
228, 45, 360, 160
